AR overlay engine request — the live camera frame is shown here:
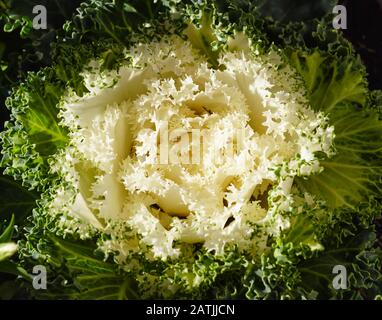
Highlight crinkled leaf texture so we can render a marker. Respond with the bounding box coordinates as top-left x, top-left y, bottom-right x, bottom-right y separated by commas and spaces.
0, 0, 381, 299
291, 51, 382, 210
